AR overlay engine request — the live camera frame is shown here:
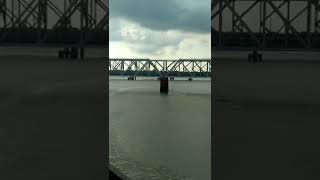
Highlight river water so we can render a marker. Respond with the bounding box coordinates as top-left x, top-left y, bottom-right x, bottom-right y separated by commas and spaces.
109, 77, 211, 180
